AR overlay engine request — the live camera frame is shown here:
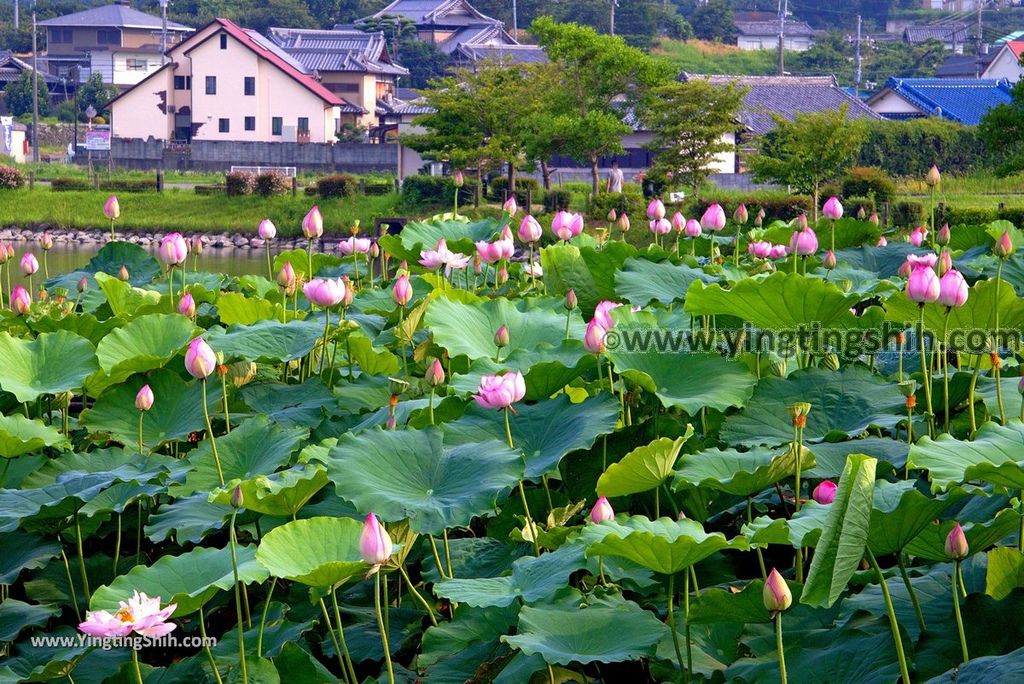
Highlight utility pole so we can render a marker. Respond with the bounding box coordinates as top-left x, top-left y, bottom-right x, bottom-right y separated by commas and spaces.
976, 0, 984, 76
13, 0, 18, 30
511, 0, 517, 38
610, 0, 615, 36
777, 0, 787, 76
159, 0, 169, 64
31, 6, 39, 163
854, 15, 862, 98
